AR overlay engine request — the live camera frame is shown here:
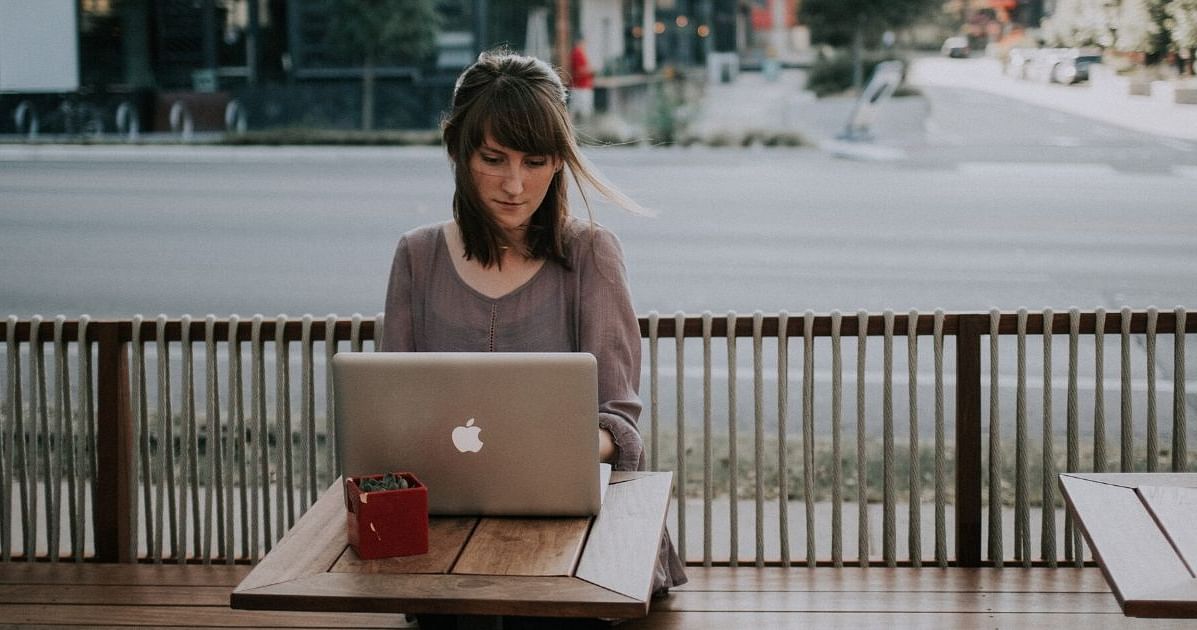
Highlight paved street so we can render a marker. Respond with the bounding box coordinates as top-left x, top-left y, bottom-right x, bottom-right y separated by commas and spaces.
2, 58, 1195, 440
2, 137, 1194, 316
3, 58, 1196, 566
